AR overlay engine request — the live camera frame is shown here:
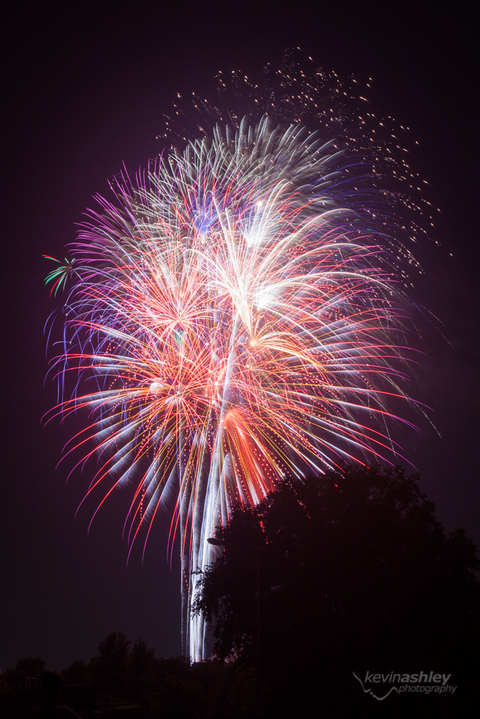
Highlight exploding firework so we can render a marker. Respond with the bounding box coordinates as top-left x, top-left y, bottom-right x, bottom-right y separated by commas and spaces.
45, 60, 432, 660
